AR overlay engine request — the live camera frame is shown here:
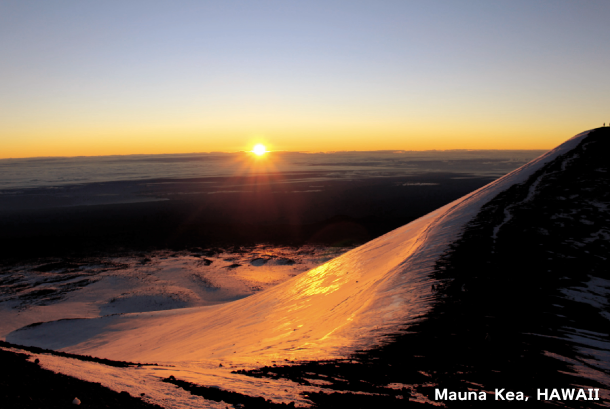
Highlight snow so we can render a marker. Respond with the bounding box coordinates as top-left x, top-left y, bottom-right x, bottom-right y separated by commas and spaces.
559, 275, 610, 384
3, 130, 597, 407
0, 246, 350, 340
